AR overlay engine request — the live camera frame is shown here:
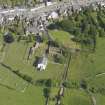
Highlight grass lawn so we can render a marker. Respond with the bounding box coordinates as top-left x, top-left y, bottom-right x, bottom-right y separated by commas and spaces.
49, 30, 80, 49
63, 89, 92, 105
68, 37, 105, 83
0, 85, 45, 105
0, 40, 64, 83
95, 93, 105, 105
88, 75, 105, 92
0, 29, 105, 105
0, 38, 64, 105
67, 37, 105, 105
49, 87, 59, 105
0, 64, 28, 90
